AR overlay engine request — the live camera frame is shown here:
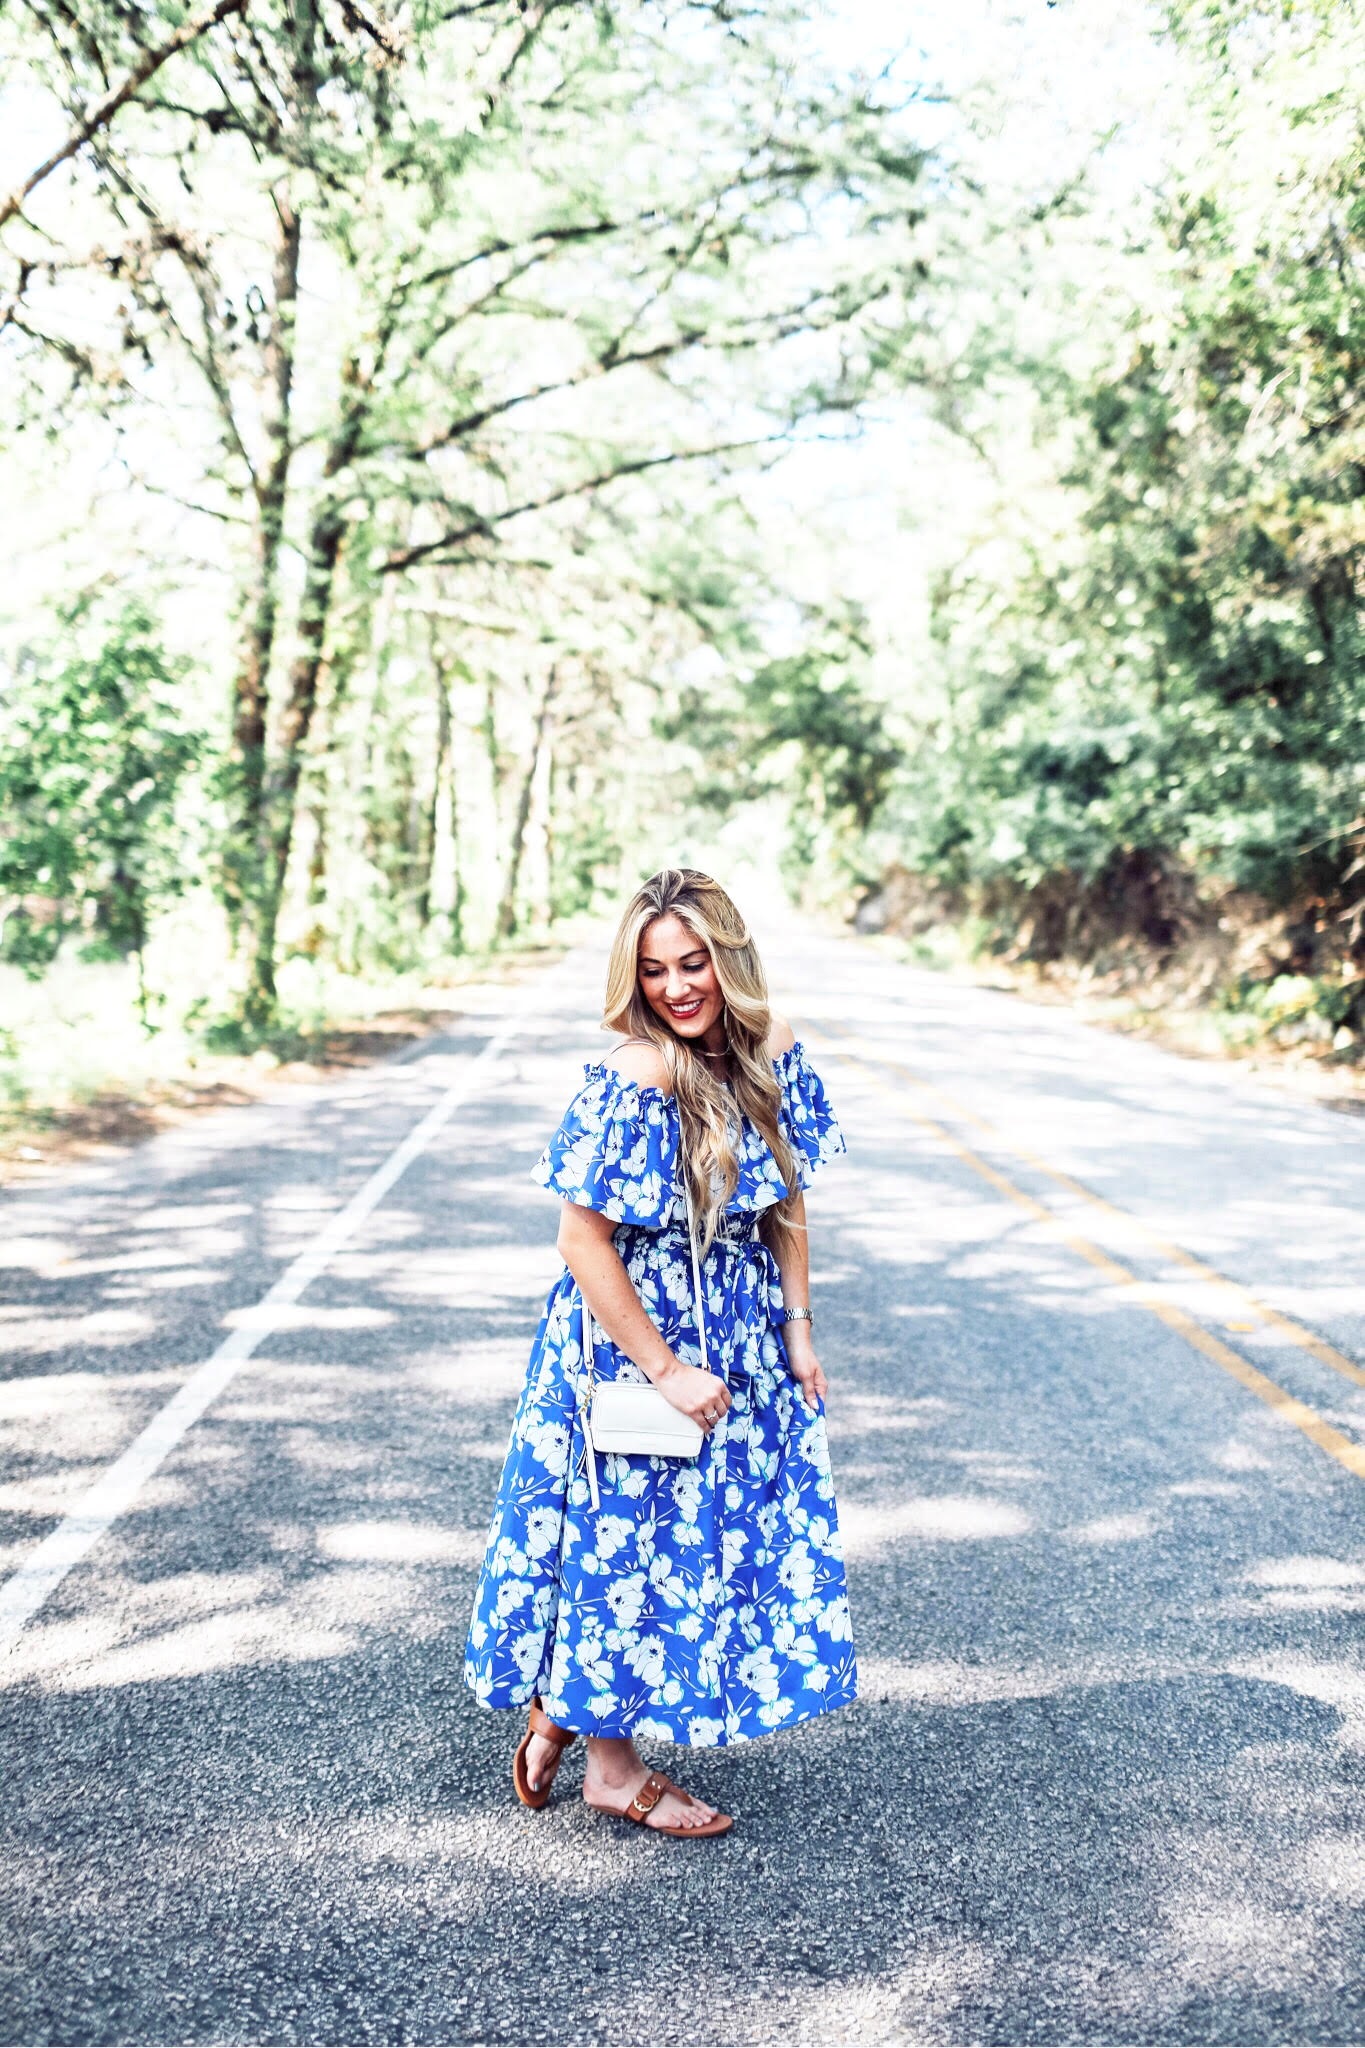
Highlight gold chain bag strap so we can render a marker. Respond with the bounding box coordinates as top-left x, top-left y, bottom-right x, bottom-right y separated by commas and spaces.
579, 1177, 707, 1512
